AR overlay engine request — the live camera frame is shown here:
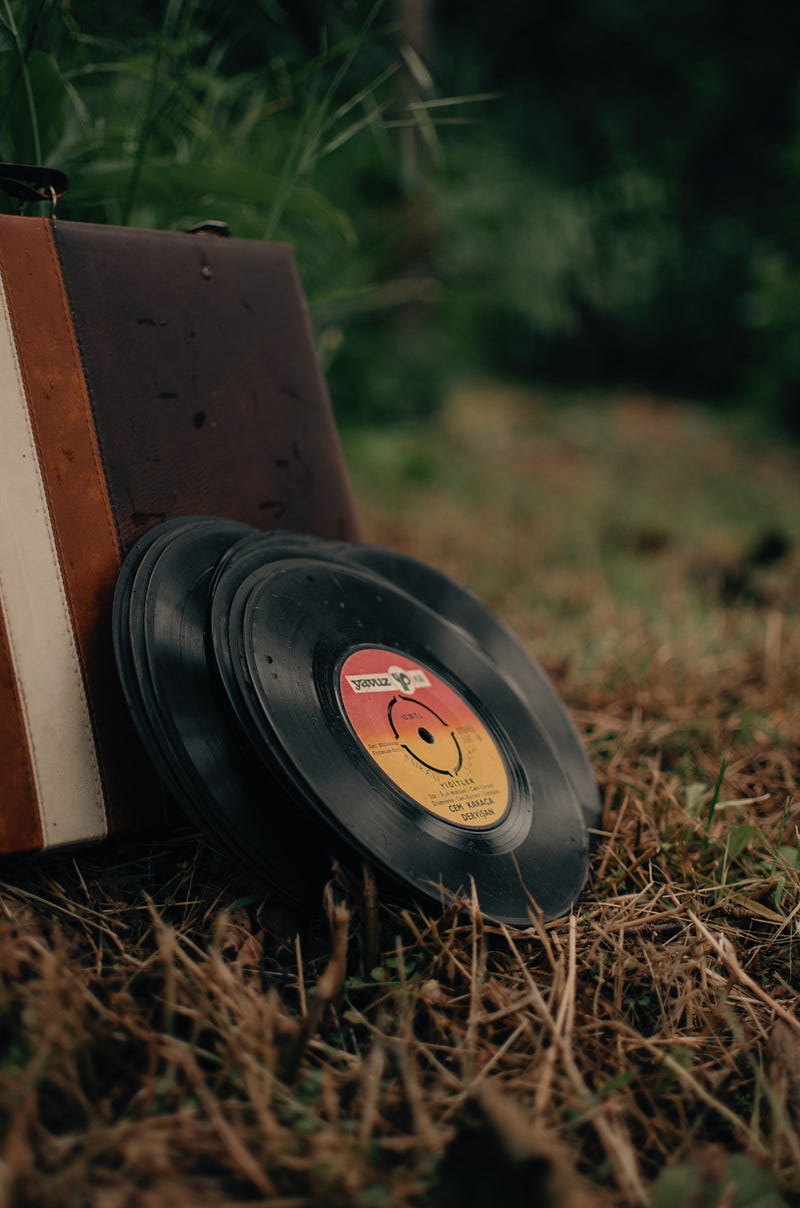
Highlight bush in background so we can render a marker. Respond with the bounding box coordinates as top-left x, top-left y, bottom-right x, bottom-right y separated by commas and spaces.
432, 0, 800, 431
3, 0, 800, 432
